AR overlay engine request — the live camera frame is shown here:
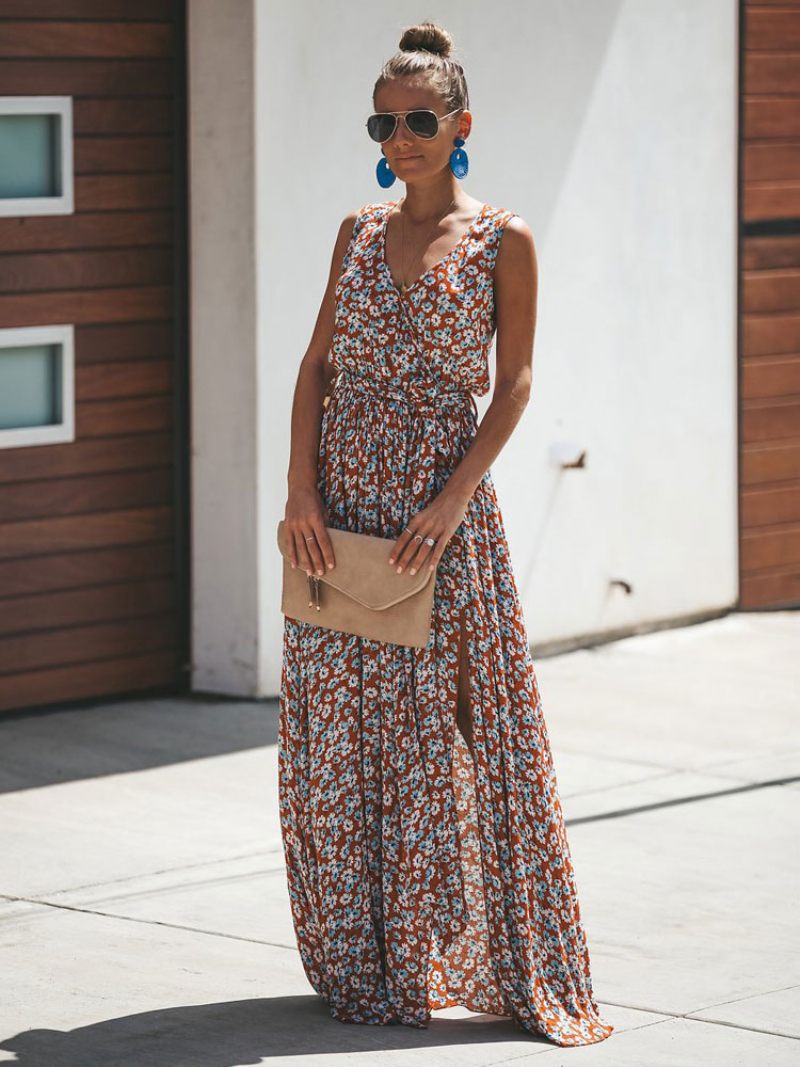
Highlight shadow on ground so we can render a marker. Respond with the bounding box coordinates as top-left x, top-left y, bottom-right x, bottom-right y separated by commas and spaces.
0, 996, 551, 1065
0, 695, 277, 795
